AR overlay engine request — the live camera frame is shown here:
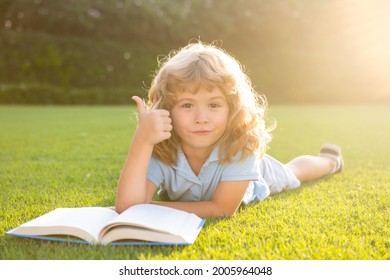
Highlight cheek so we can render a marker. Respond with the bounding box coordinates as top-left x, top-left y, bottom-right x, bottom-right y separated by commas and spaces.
216, 110, 230, 129
171, 111, 188, 131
